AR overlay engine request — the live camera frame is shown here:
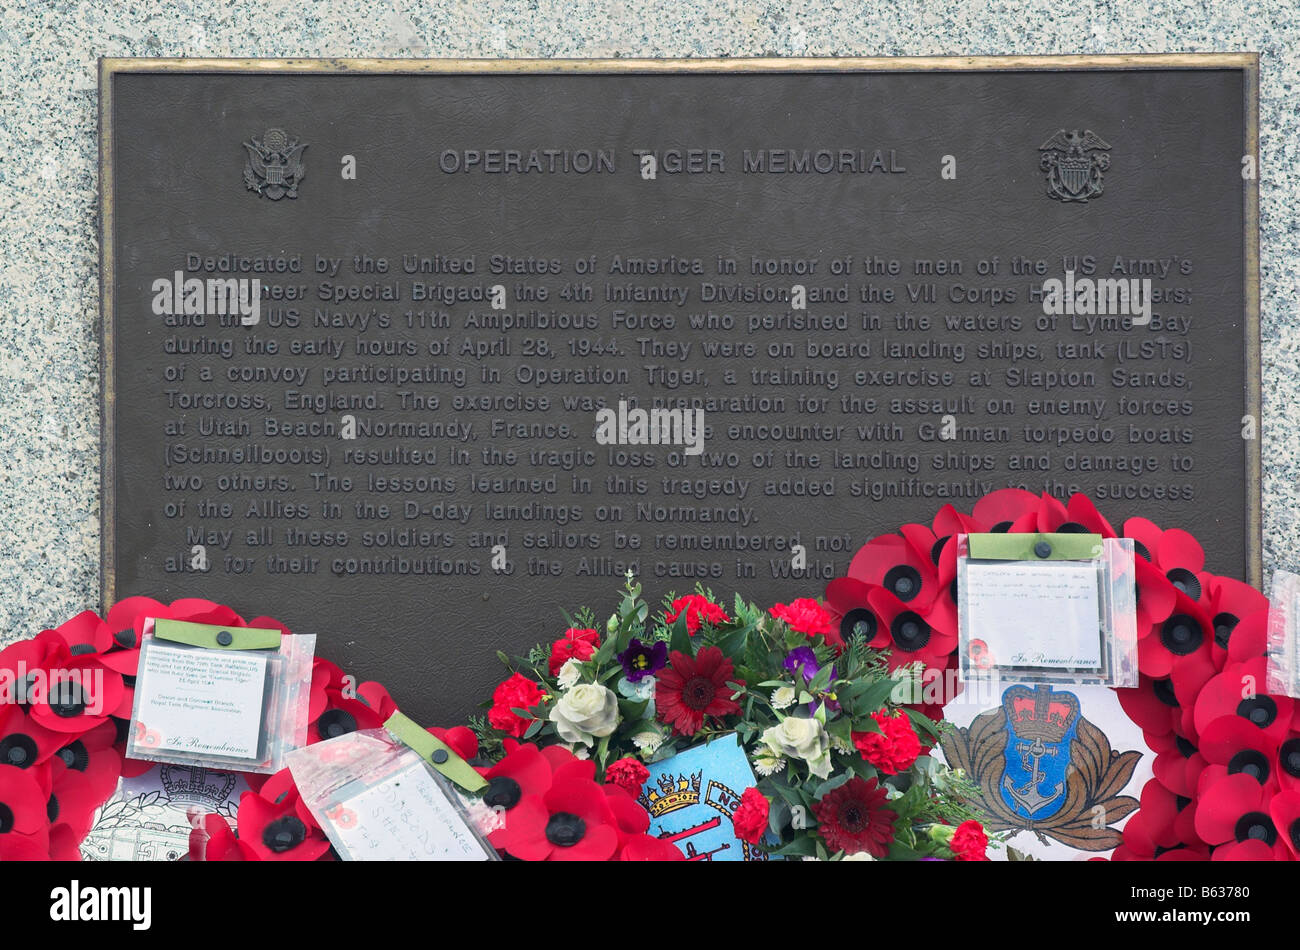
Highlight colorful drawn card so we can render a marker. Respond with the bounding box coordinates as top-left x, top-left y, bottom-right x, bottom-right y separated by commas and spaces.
638, 735, 769, 861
